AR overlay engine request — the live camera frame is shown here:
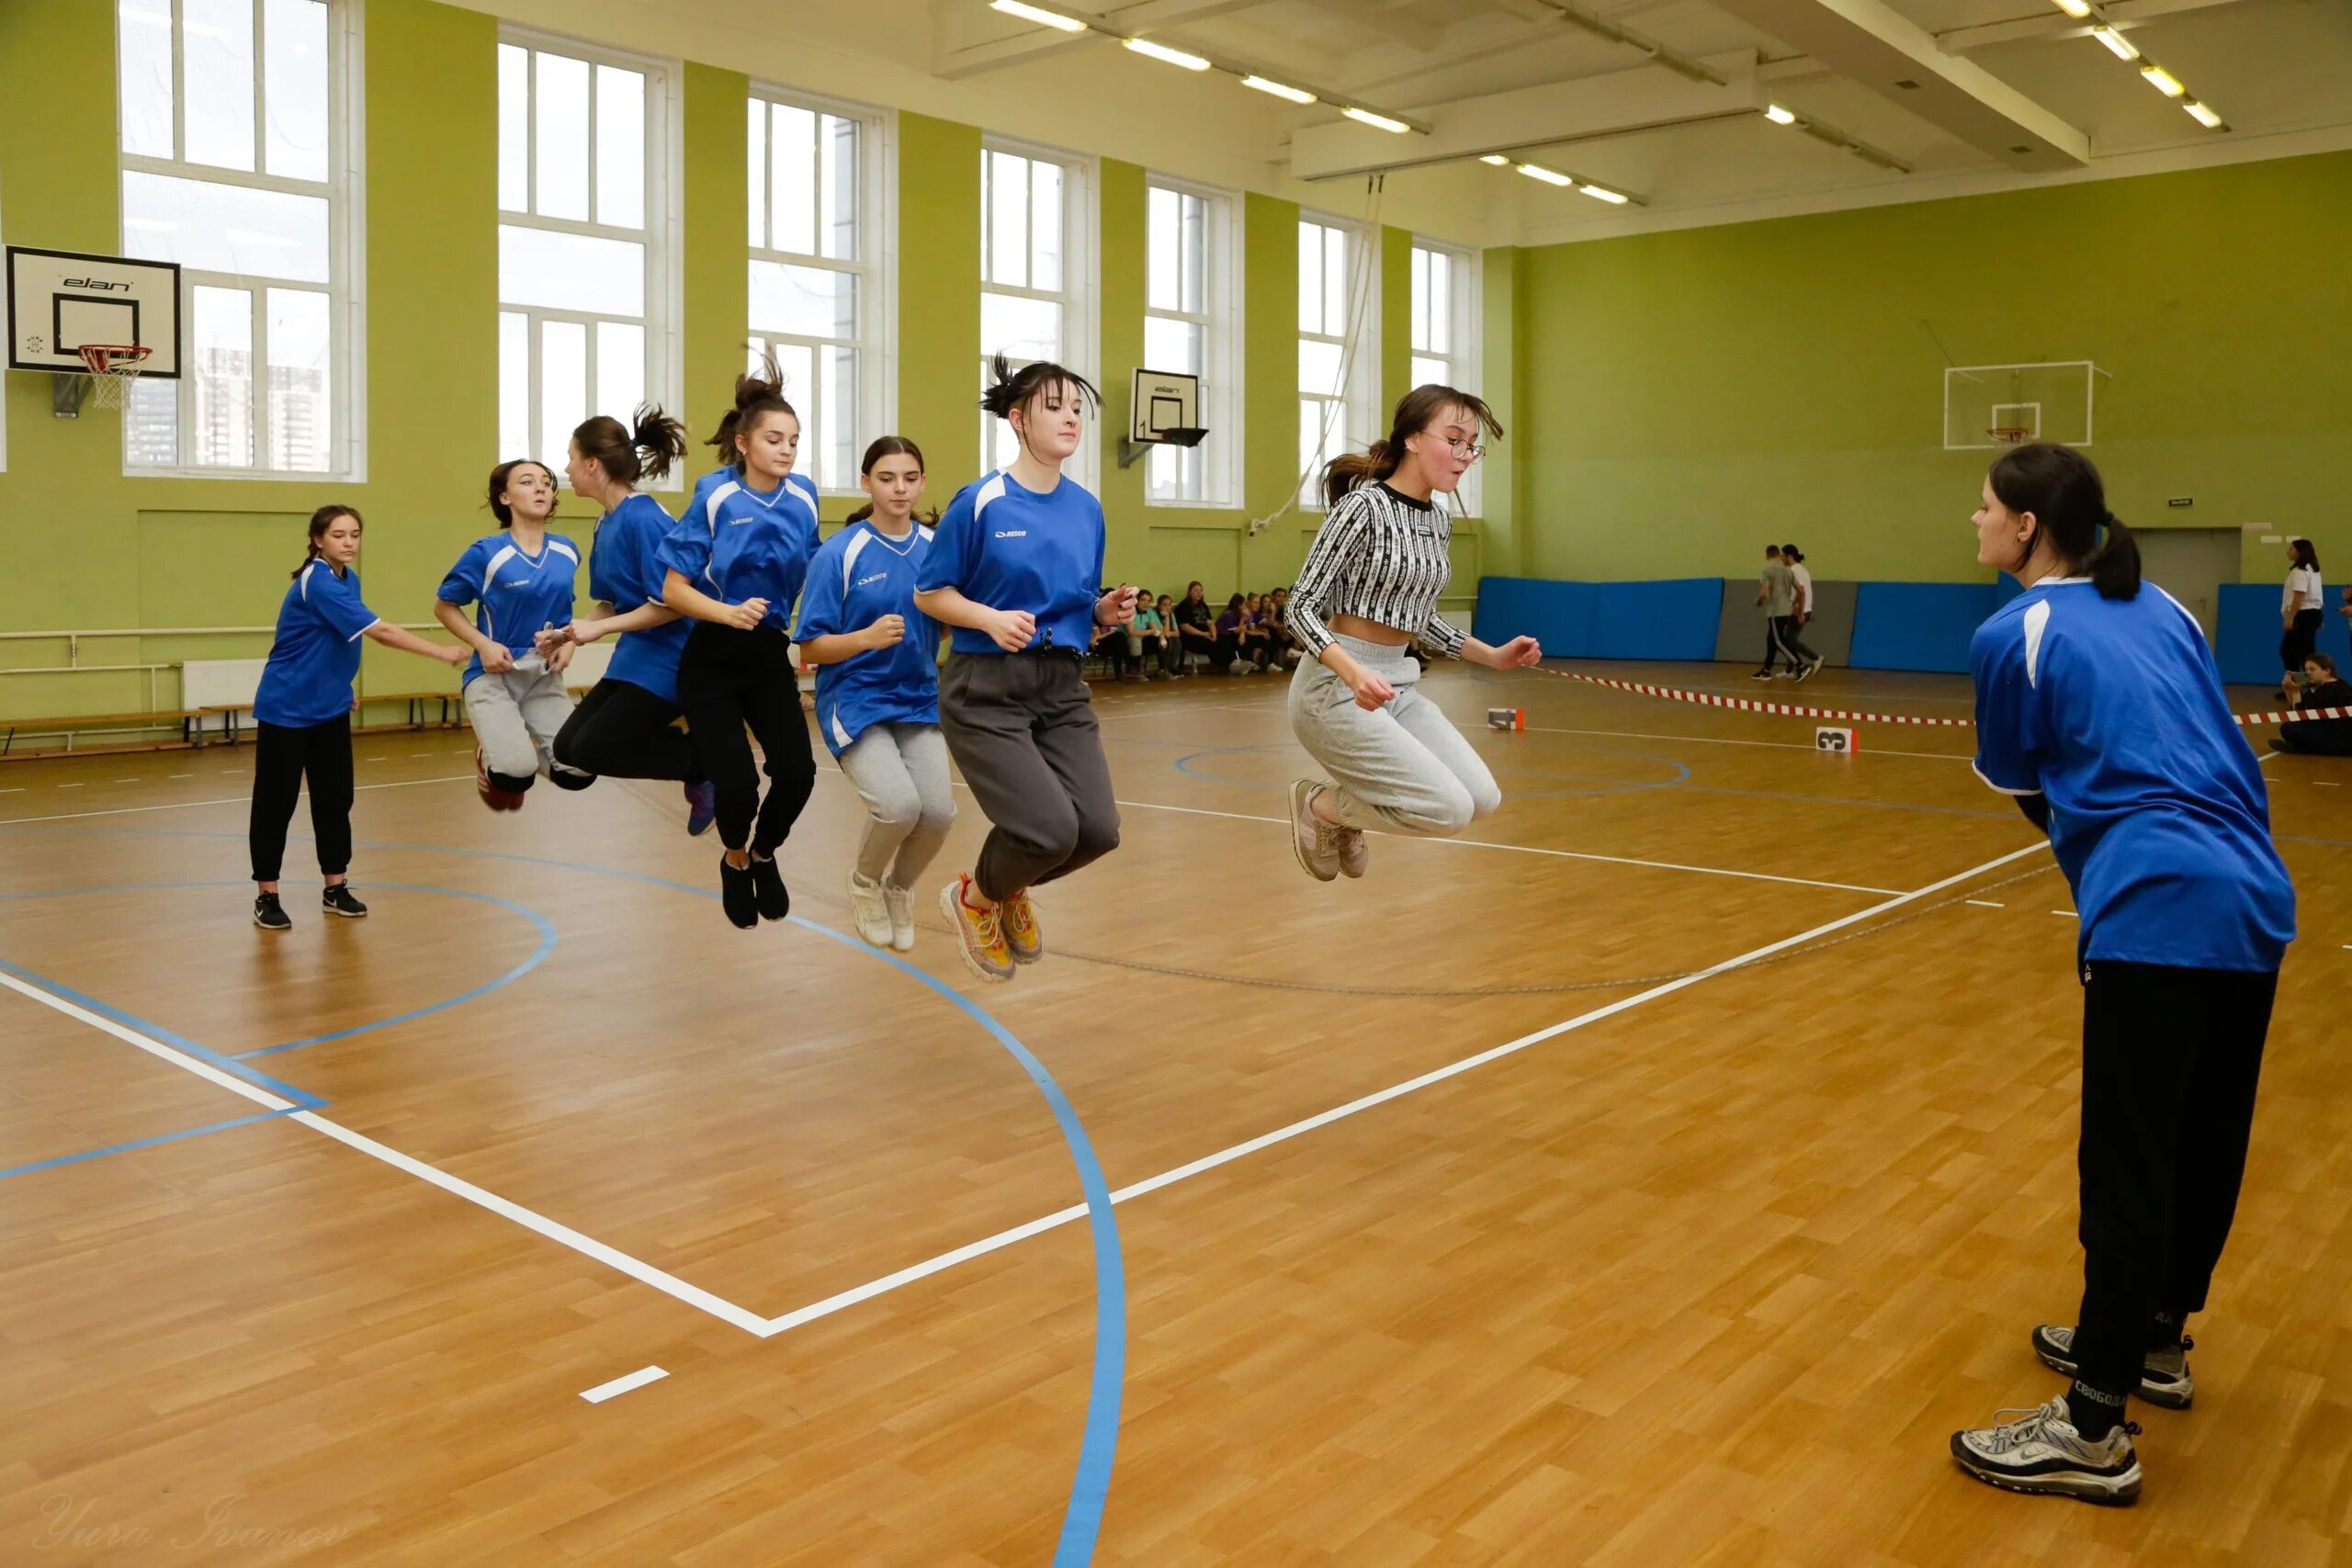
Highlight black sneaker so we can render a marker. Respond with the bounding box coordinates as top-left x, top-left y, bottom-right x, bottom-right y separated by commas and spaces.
718, 855, 758, 929
253, 892, 291, 931
1750, 670, 1774, 682
749, 853, 790, 922
322, 885, 368, 919
2031, 1325, 2194, 1409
